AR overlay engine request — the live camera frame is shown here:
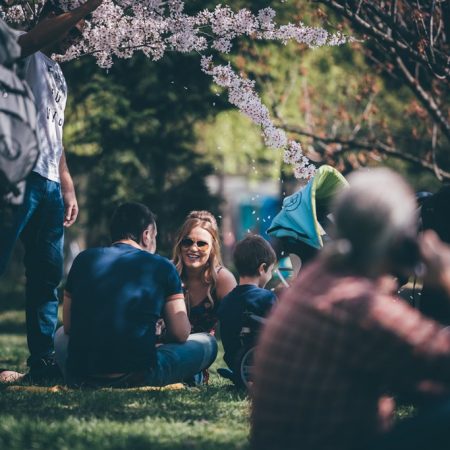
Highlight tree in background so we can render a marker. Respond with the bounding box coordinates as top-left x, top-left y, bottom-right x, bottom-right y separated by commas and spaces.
272, 0, 450, 181
63, 53, 222, 253
2, 1, 448, 307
